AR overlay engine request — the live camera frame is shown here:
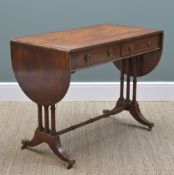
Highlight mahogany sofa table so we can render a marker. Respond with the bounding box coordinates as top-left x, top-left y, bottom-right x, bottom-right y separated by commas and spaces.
10, 24, 163, 169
